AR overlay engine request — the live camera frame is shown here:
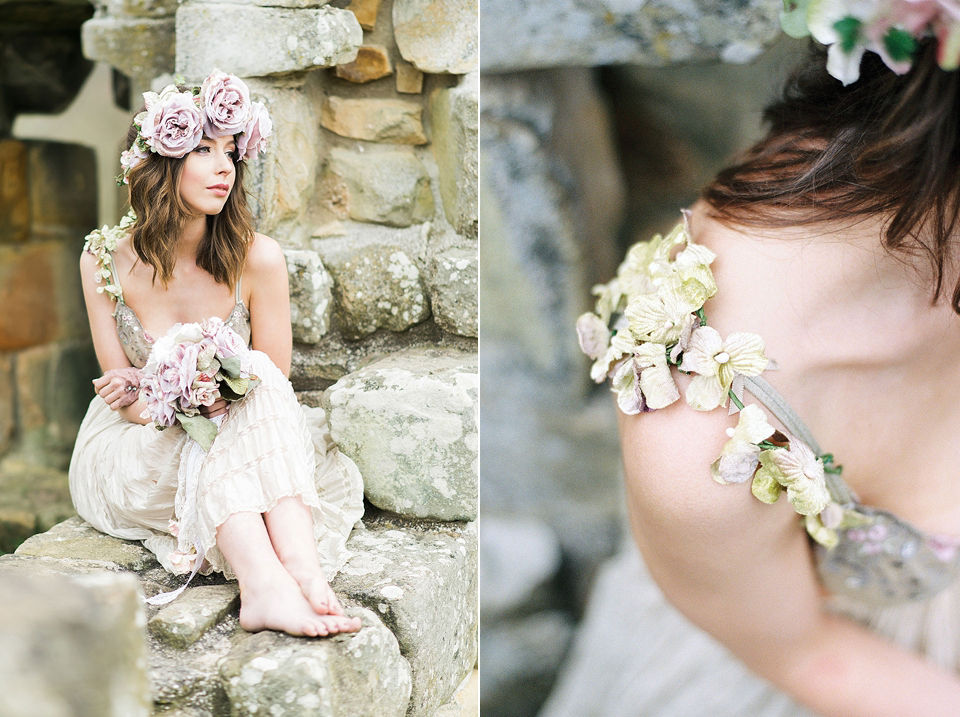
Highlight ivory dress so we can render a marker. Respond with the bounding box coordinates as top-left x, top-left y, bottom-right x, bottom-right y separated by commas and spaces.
545, 219, 960, 717
68, 237, 365, 581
